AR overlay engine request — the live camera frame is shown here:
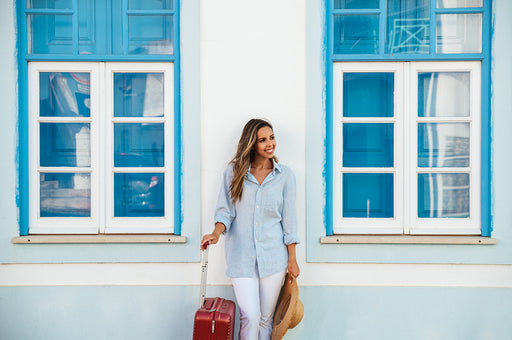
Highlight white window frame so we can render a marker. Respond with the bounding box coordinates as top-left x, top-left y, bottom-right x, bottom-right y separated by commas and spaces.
28, 62, 174, 234
333, 61, 481, 235
408, 61, 481, 235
